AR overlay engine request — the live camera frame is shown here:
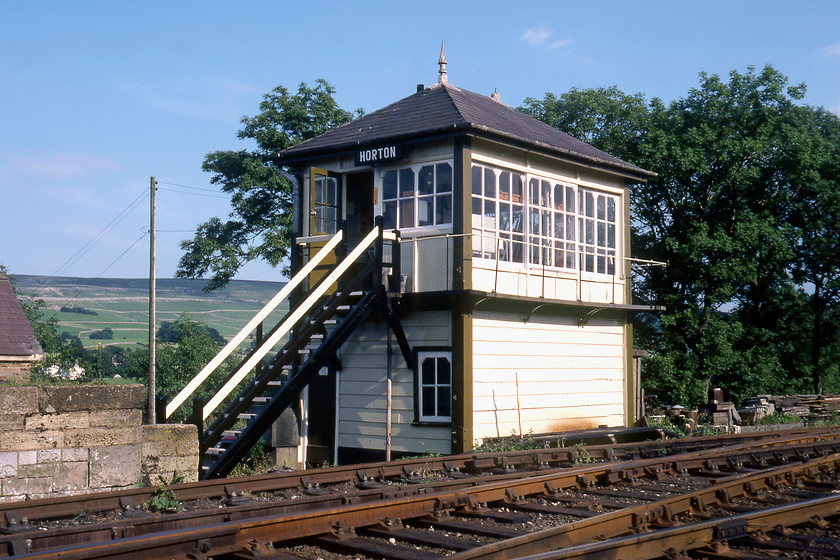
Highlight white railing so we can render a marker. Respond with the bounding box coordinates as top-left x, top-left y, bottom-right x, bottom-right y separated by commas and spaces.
396, 231, 664, 303
164, 229, 345, 420
199, 225, 381, 421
